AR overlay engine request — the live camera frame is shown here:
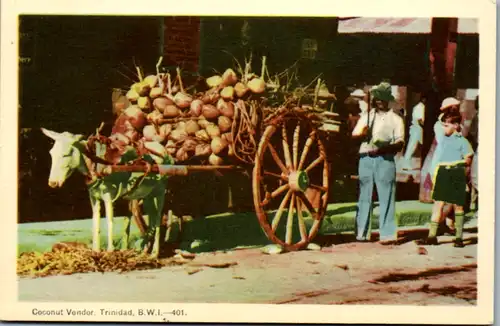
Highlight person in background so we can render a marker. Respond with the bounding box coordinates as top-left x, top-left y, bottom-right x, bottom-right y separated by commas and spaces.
344, 96, 362, 133
402, 92, 427, 170
350, 88, 369, 114
417, 110, 474, 247
351, 82, 405, 245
